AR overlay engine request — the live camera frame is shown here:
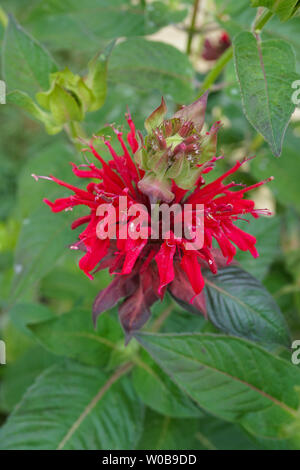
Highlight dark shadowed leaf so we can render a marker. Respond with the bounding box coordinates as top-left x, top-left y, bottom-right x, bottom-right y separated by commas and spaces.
204, 265, 290, 347
137, 409, 200, 450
